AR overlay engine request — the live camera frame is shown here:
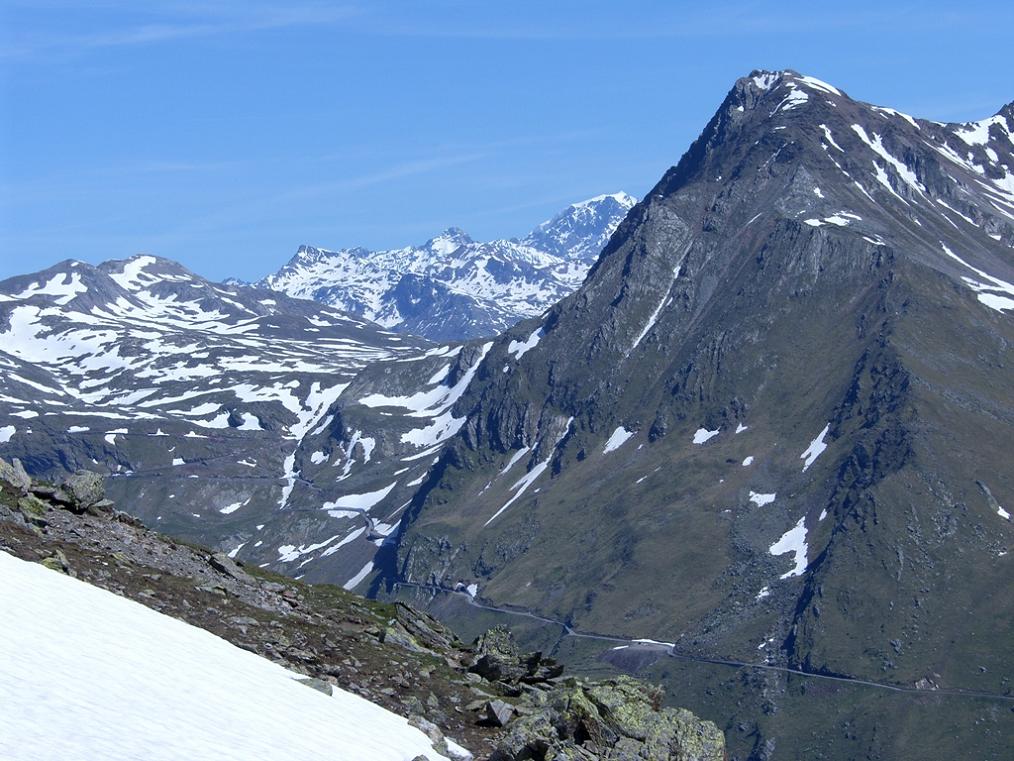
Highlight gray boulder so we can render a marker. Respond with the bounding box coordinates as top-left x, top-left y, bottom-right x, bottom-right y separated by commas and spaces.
0, 458, 31, 495
63, 470, 105, 509
484, 699, 515, 727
